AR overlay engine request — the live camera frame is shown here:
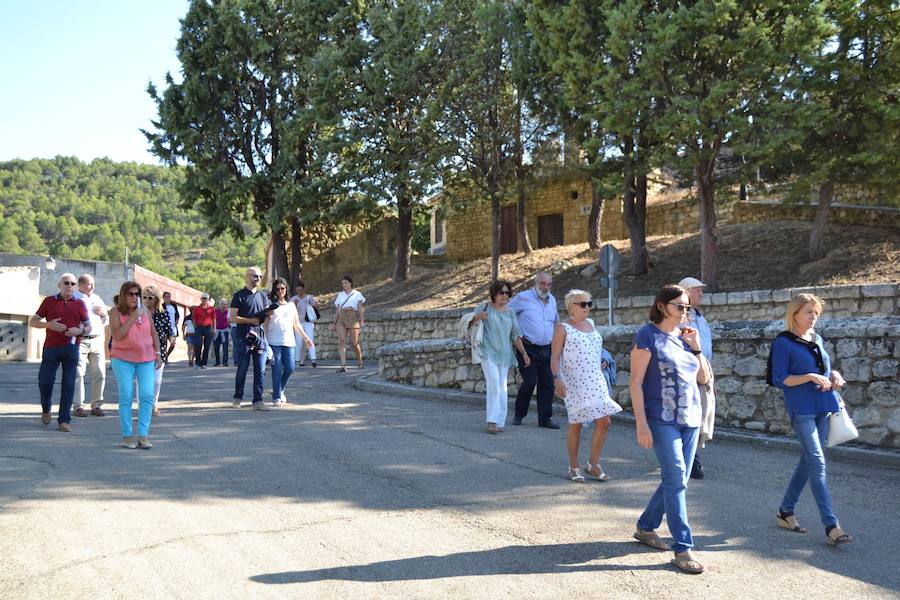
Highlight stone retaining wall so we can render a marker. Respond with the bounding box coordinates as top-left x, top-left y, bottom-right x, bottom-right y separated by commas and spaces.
376, 317, 900, 449
312, 283, 899, 359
